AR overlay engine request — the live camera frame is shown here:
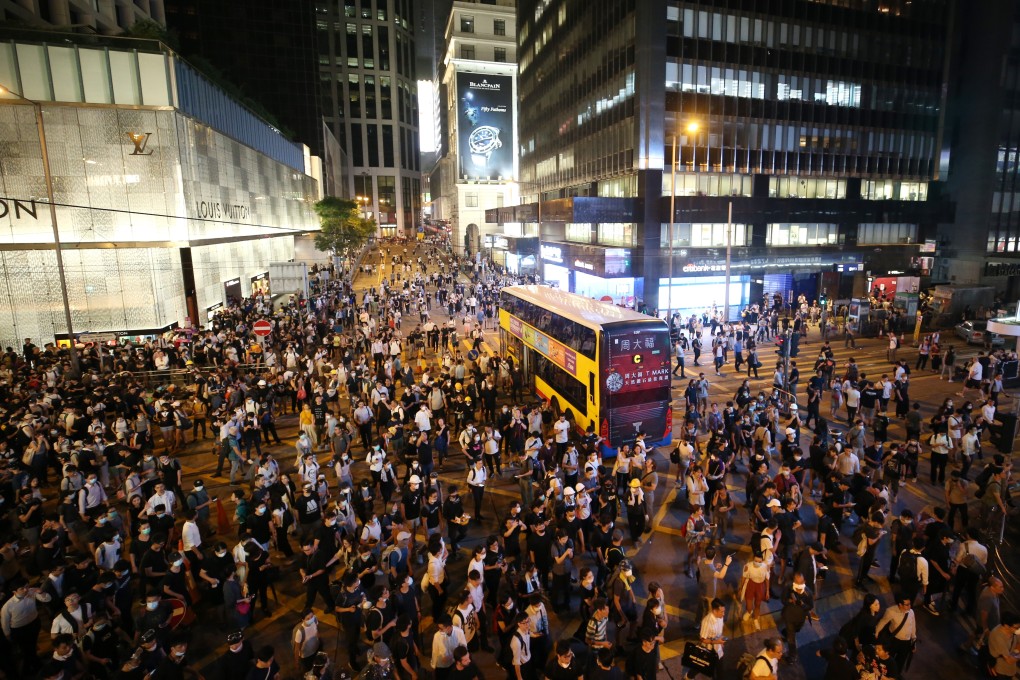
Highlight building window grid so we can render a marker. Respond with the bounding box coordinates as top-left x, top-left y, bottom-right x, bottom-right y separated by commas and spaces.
857, 223, 918, 245
565, 223, 592, 243
661, 223, 750, 248
598, 223, 635, 247
767, 223, 839, 246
